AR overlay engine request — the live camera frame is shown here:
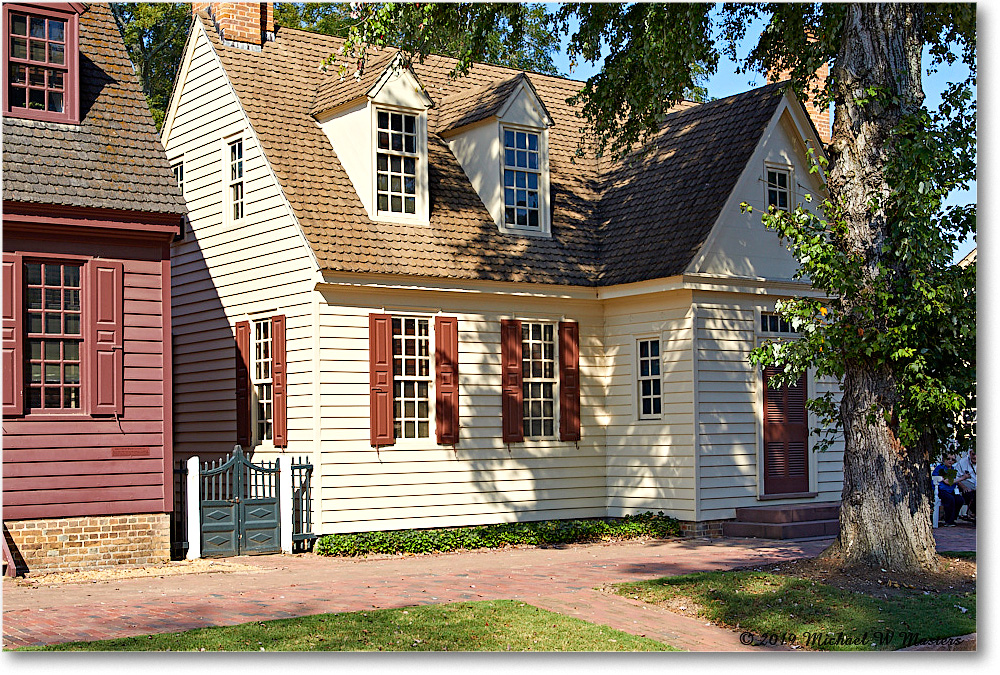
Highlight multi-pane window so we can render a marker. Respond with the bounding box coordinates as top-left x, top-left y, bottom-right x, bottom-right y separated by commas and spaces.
6, 10, 68, 115
503, 129, 541, 230
522, 322, 555, 437
252, 318, 273, 444
172, 161, 184, 195
760, 311, 794, 334
766, 168, 790, 211
228, 139, 244, 222
392, 316, 430, 438
637, 338, 661, 419
376, 110, 418, 215
25, 262, 82, 410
